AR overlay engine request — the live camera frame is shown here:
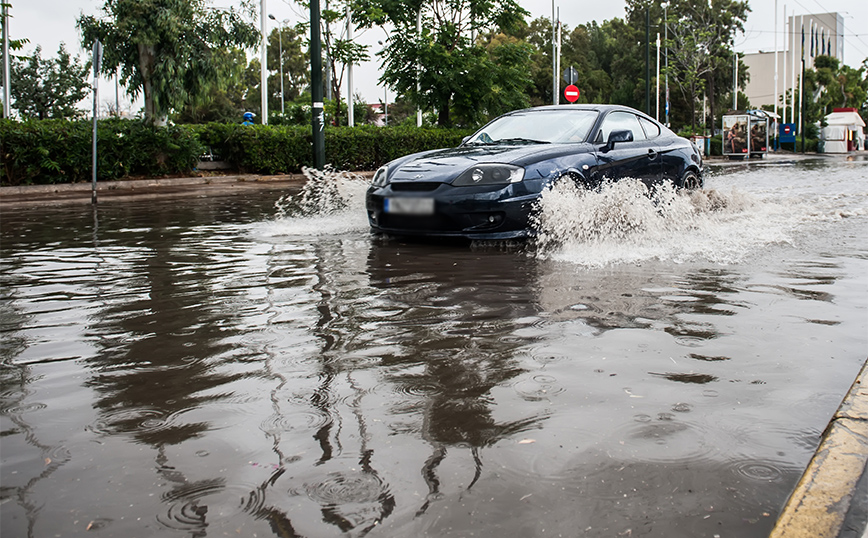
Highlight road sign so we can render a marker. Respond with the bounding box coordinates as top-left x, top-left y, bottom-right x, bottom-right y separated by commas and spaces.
564, 85, 580, 103
563, 66, 578, 85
